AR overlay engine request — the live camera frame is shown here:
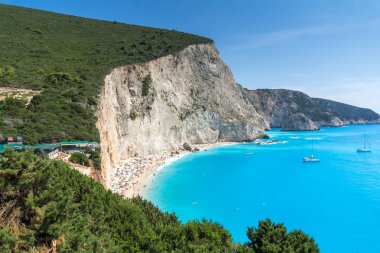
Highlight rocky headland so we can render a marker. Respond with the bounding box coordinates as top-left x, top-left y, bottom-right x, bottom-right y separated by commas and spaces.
243, 88, 380, 131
